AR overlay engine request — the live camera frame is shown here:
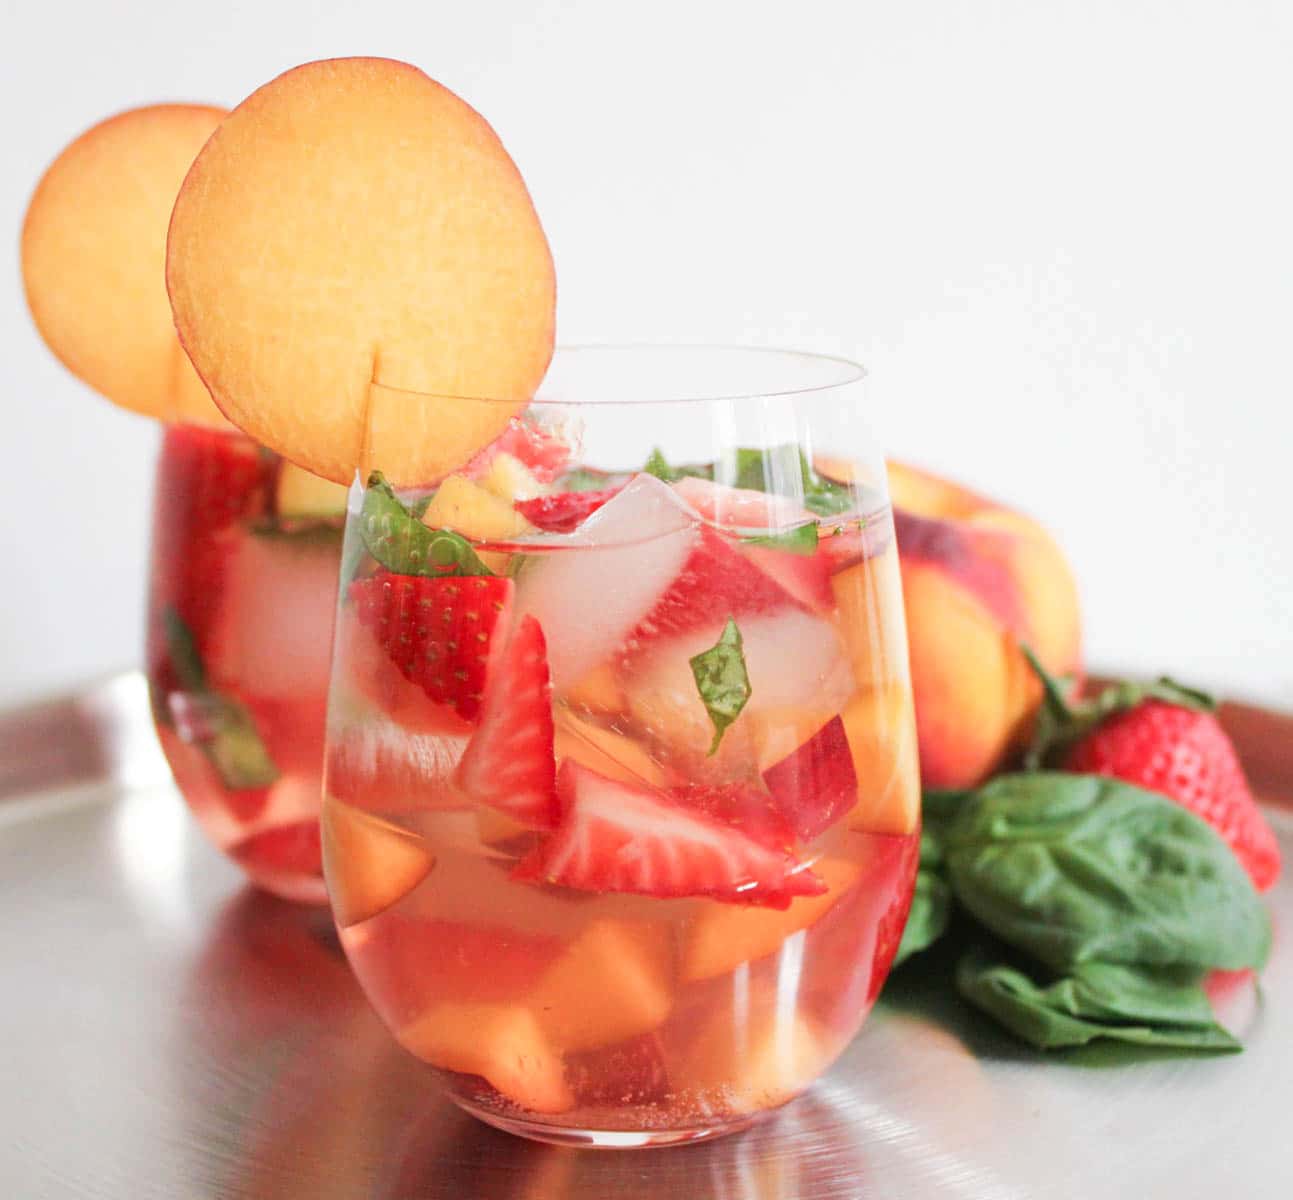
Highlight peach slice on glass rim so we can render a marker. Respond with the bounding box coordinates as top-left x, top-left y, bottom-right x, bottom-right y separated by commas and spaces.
166, 57, 556, 487
21, 103, 229, 426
